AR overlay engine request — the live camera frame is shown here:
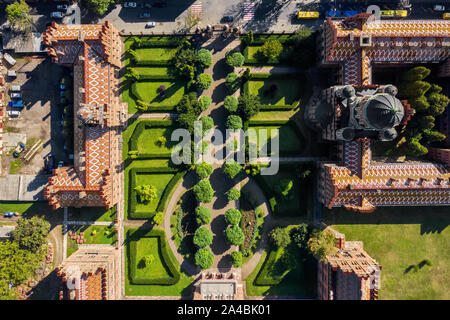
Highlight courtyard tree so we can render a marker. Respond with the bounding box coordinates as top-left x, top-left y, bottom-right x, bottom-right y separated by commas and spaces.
260, 39, 283, 61
195, 247, 214, 269
290, 224, 310, 249
223, 160, 242, 179
307, 229, 338, 262
85, 0, 115, 15
174, 48, 198, 80
226, 188, 241, 202
225, 73, 241, 92
193, 227, 213, 248
238, 93, 261, 120
231, 251, 243, 267
195, 162, 213, 180
269, 227, 291, 248
193, 180, 214, 203
225, 225, 244, 246
196, 73, 213, 91
13, 216, 50, 252
6, 0, 31, 32
157, 136, 167, 147
226, 51, 245, 67
197, 49, 213, 68
224, 95, 239, 113
199, 96, 212, 111
226, 115, 243, 130
134, 185, 158, 203
176, 92, 202, 134
195, 206, 211, 225
141, 254, 155, 268
224, 208, 242, 225
200, 116, 214, 135
152, 211, 164, 226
